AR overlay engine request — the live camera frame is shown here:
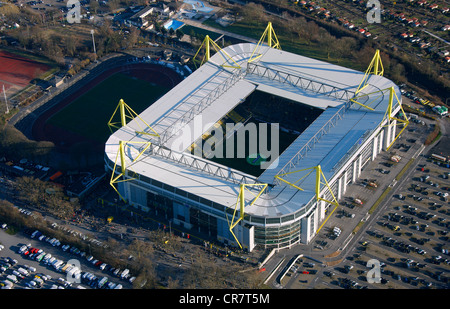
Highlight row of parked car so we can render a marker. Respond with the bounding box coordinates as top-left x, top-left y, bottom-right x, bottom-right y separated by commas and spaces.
18, 242, 83, 280
0, 254, 70, 289
84, 254, 135, 286
25, 229, 135, 288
